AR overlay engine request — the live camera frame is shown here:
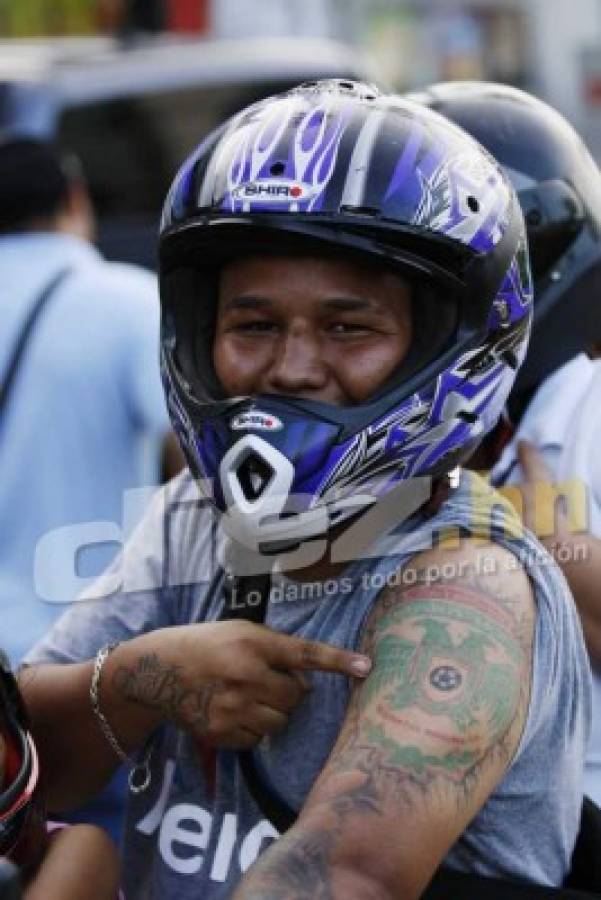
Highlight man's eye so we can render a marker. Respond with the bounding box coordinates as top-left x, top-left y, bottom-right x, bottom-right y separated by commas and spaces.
233, 320, 277, 333
328, 322, 371, 335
